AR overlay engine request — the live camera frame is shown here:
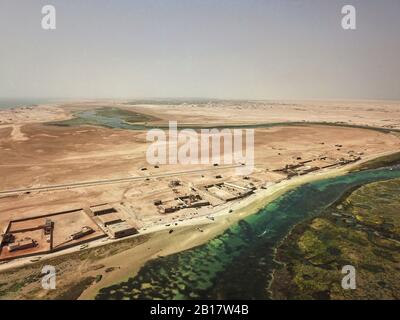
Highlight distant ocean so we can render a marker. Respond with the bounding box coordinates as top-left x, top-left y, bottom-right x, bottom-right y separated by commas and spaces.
0, 99, 52, 110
